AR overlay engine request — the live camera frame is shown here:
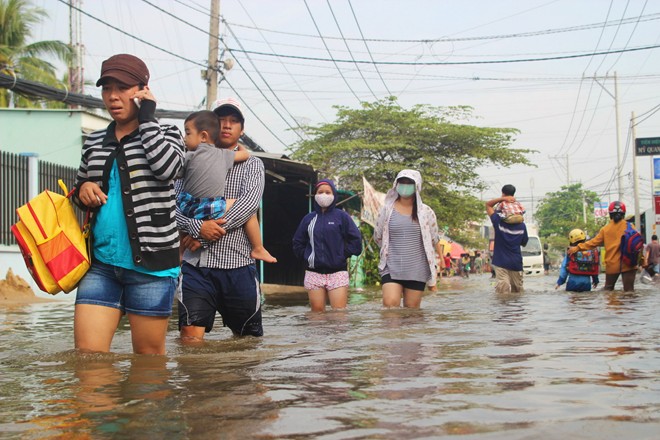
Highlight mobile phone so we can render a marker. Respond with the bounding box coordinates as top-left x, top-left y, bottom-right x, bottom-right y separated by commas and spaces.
133, 97, 141, 108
